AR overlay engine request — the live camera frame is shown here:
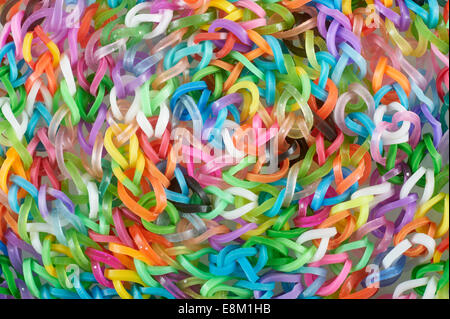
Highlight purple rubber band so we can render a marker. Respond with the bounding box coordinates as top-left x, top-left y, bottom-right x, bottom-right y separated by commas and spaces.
211, 93, 243, 116
375, 0, 411, 31
210, 222, 258, 244
47, 188, 75, 214
88, 104, 108, 146
158, 275, 189, 299
5, 229, 42, 263
212, 39, 252, 53
150, 1, 181, 13
369, 193, 418, 238
6, 242, 23, 274
254, 272, 302, 298
209, 19, 252, 46
38, 184, 50, 218
420, 103, 442, 147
